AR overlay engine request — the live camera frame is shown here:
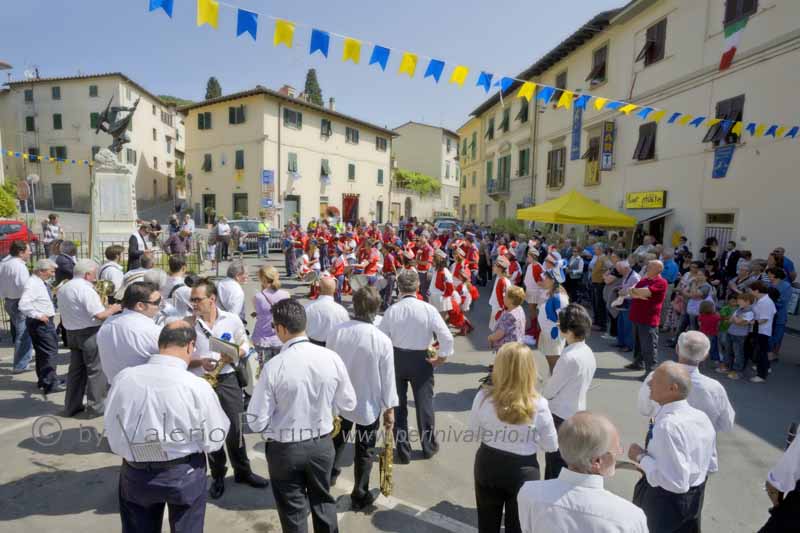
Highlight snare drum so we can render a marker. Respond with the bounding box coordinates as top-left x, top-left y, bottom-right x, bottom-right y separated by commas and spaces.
350, 274, 370, 291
